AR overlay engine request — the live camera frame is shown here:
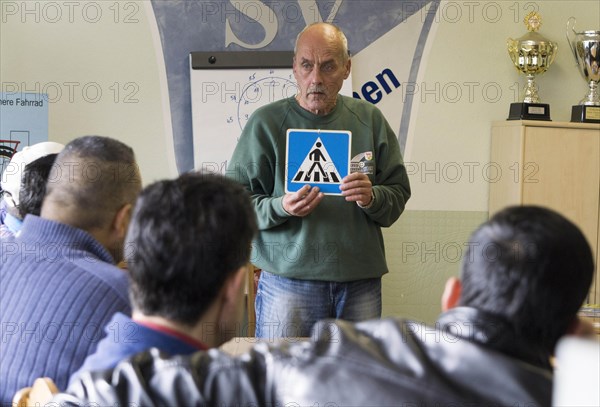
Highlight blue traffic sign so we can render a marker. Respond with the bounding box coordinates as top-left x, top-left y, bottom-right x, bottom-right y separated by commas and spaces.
285, 129, 351, 195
